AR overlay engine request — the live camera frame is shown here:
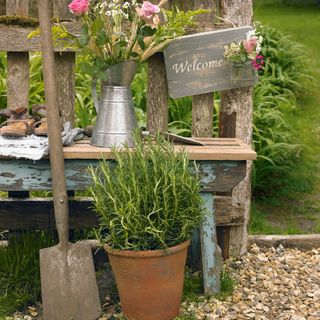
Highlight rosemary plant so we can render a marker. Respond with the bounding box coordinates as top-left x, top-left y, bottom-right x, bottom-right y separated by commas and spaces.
89, 134, 205, 251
